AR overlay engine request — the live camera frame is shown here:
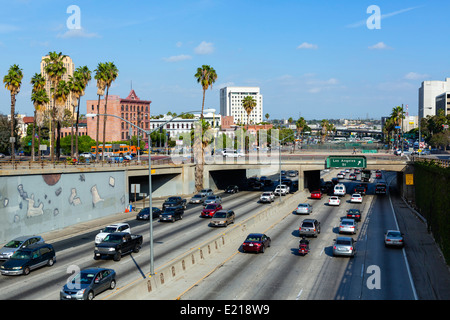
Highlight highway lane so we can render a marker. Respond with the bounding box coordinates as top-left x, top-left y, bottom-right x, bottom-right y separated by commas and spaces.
180, 171, 418, 300
0, 187, 286, 300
